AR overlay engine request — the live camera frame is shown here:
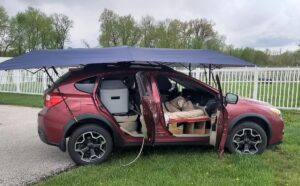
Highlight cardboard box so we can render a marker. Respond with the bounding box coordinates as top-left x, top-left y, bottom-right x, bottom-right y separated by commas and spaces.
168, 123, 183, 134
183, 122, 194, 134
168, 122, 178, 129
194, 122, 206, 134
